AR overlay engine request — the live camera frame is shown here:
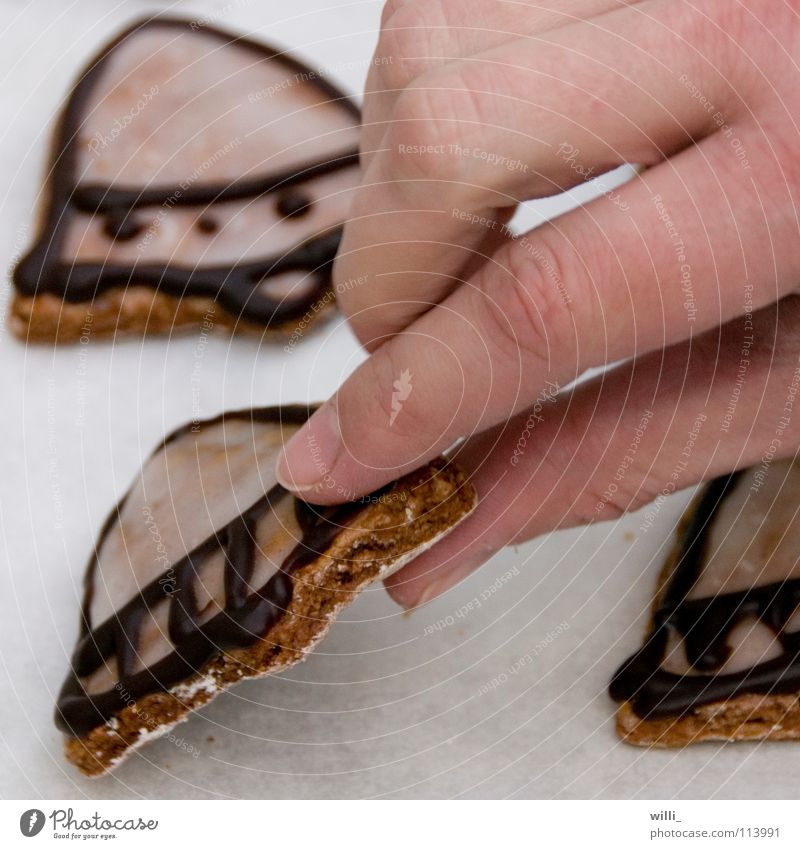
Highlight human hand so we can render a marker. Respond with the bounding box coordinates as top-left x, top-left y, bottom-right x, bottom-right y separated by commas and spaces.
276, 0, 800, 608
